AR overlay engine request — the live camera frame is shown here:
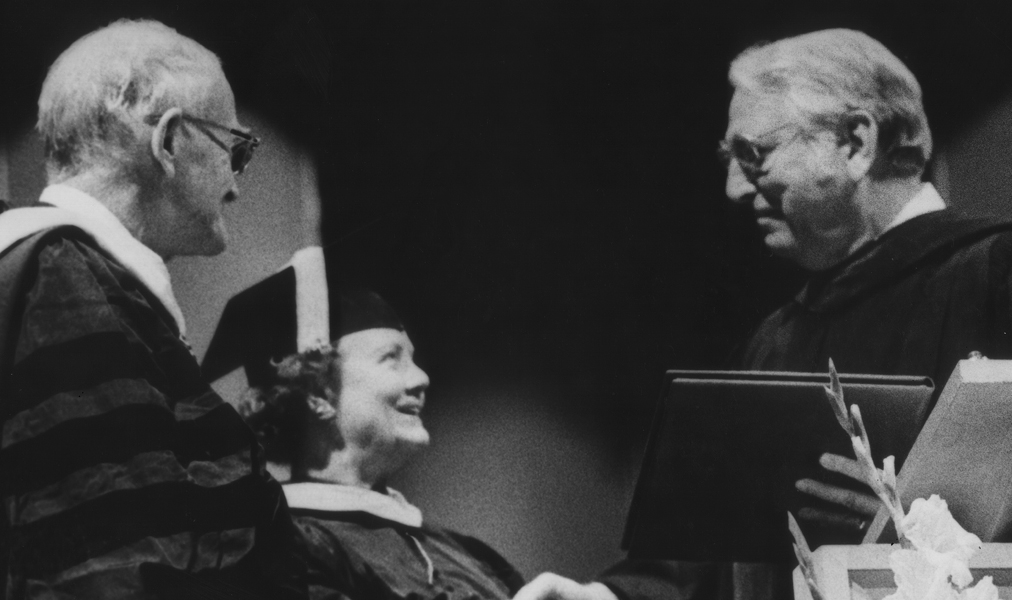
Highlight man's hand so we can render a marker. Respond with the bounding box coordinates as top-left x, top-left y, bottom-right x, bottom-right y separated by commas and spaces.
512, 573, 619, 600
794, 453, 881, 531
